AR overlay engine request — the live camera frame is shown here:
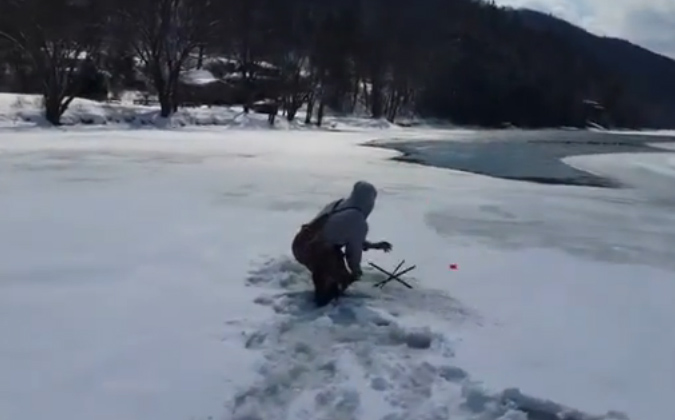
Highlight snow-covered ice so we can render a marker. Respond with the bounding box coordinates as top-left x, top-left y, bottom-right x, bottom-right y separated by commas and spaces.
1, 126, 674, 420
564, 150, 675, 204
